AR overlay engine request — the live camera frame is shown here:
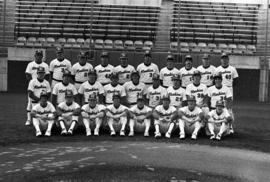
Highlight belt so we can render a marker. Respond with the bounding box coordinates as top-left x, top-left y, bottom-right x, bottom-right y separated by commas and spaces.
144, 82, 153, 85
32, 101, 38, 104
75, 81, 84, 84
52, 78, 62, 82
105, 102, 113, 105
